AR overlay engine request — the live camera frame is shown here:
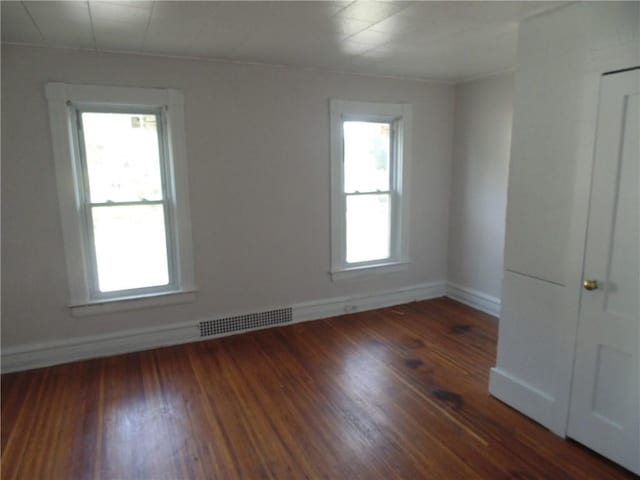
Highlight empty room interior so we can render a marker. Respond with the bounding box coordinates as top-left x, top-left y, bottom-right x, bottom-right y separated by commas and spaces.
1, 1, 639, 478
